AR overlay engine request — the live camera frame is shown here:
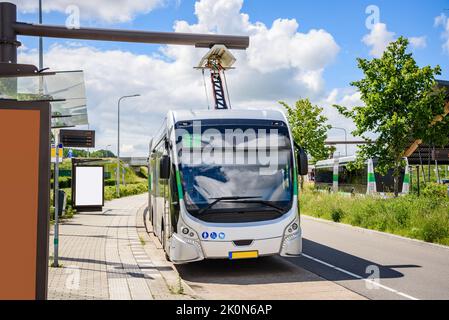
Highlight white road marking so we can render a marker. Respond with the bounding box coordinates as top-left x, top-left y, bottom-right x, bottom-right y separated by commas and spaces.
302, 253, 419, 300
